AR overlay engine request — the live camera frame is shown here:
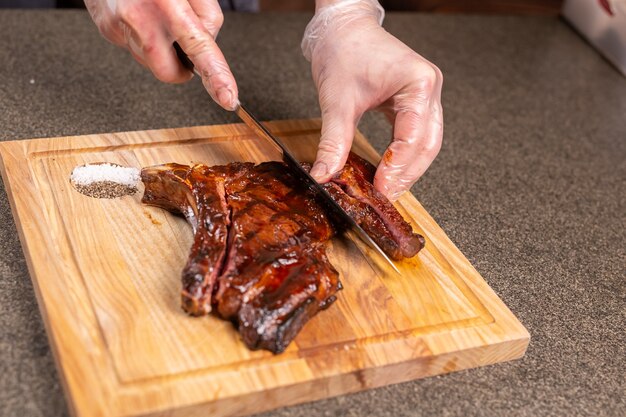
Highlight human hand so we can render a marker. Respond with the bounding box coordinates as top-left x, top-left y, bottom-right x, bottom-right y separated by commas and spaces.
85, 0, 238, 110
303, 0, 443, 201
